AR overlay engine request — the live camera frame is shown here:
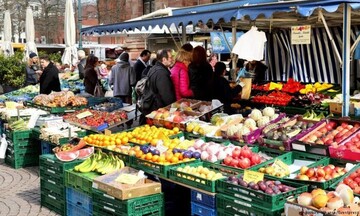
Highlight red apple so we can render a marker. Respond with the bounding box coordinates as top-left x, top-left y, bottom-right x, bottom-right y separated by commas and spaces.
335, 137, 343, 143
351, 137, 360, 143
319, 127, 328, 133
328, 164, 335, 169
232, 149, 241, 159
230, 158, 239, 167
325, 139, 333, 145
334, 167, 343, 173
356, 133, 360, 139
317, 177, 326, 182
323, 166, 333, 175
324, 174, 332, 180
298, 175, 309, 180
316, 168, 326, 177
306, 168, 315, 177
310, 177, 317, 181
341, 122, 349, 128
331, 173, 340, 179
